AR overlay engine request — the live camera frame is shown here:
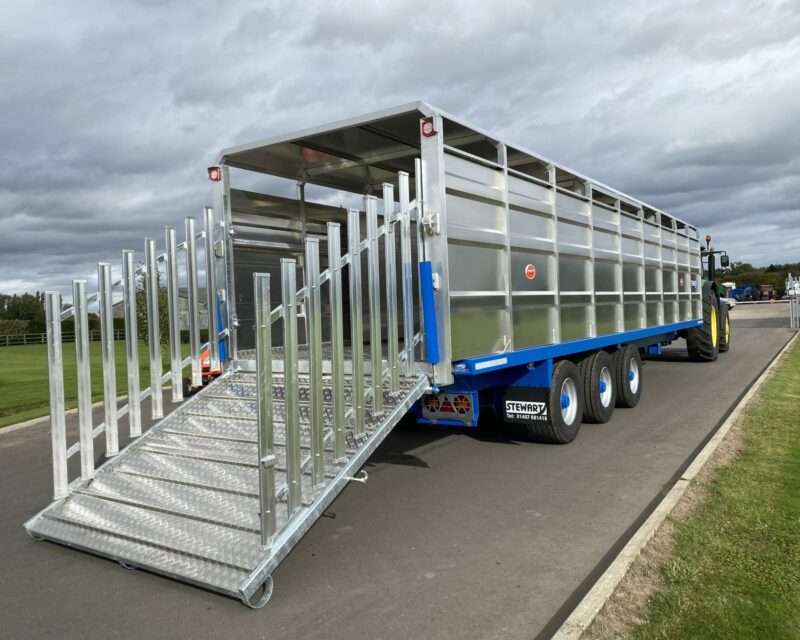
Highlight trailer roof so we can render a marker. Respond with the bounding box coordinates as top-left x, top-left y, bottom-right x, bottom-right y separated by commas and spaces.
218, 101, 697, 233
